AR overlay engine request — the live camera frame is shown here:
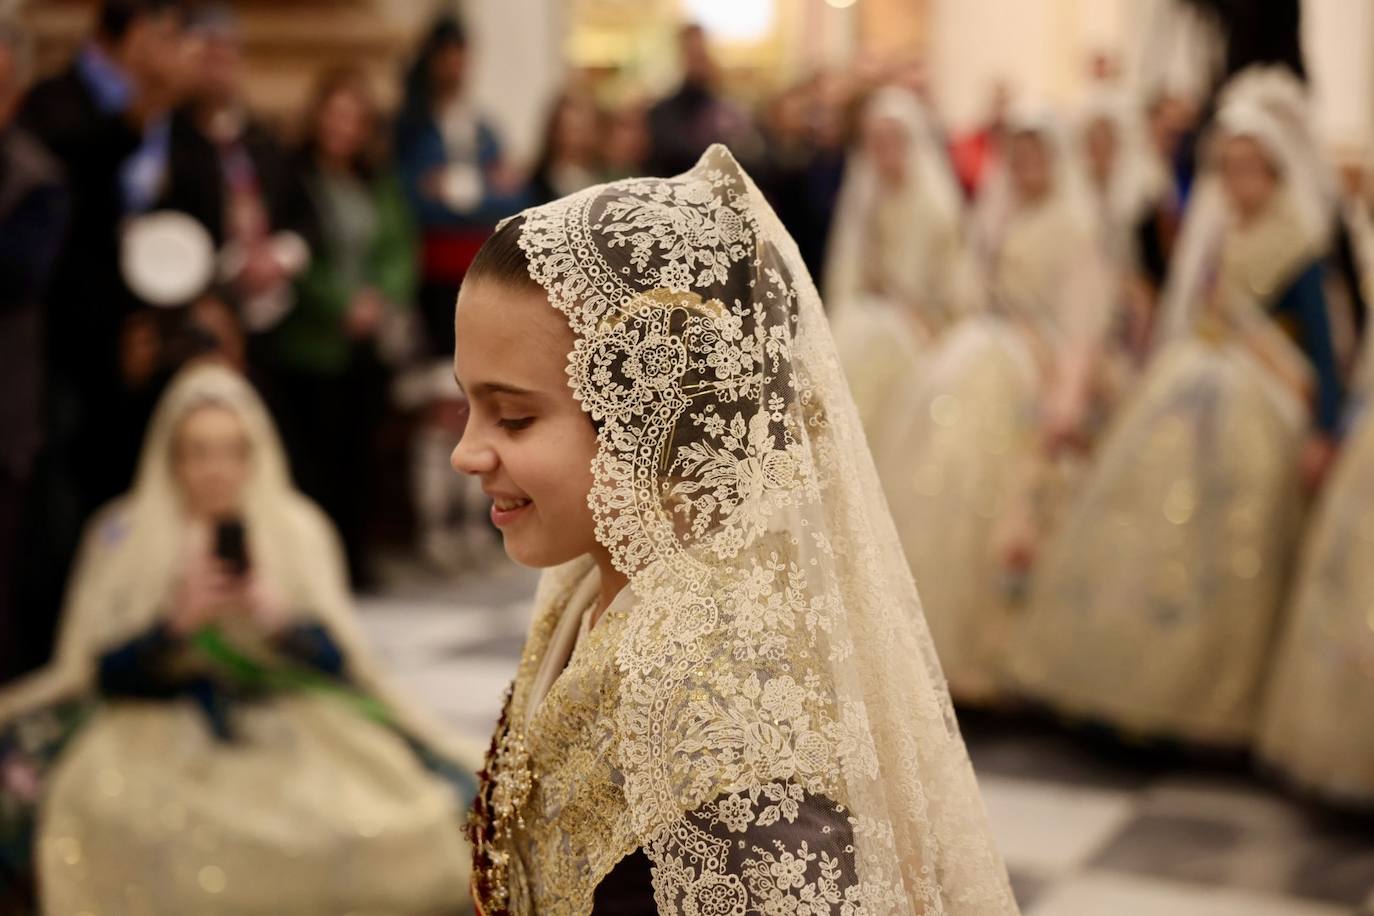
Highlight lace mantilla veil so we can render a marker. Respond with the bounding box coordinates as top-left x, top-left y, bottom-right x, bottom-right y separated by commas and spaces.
469, 145, 1017, 915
